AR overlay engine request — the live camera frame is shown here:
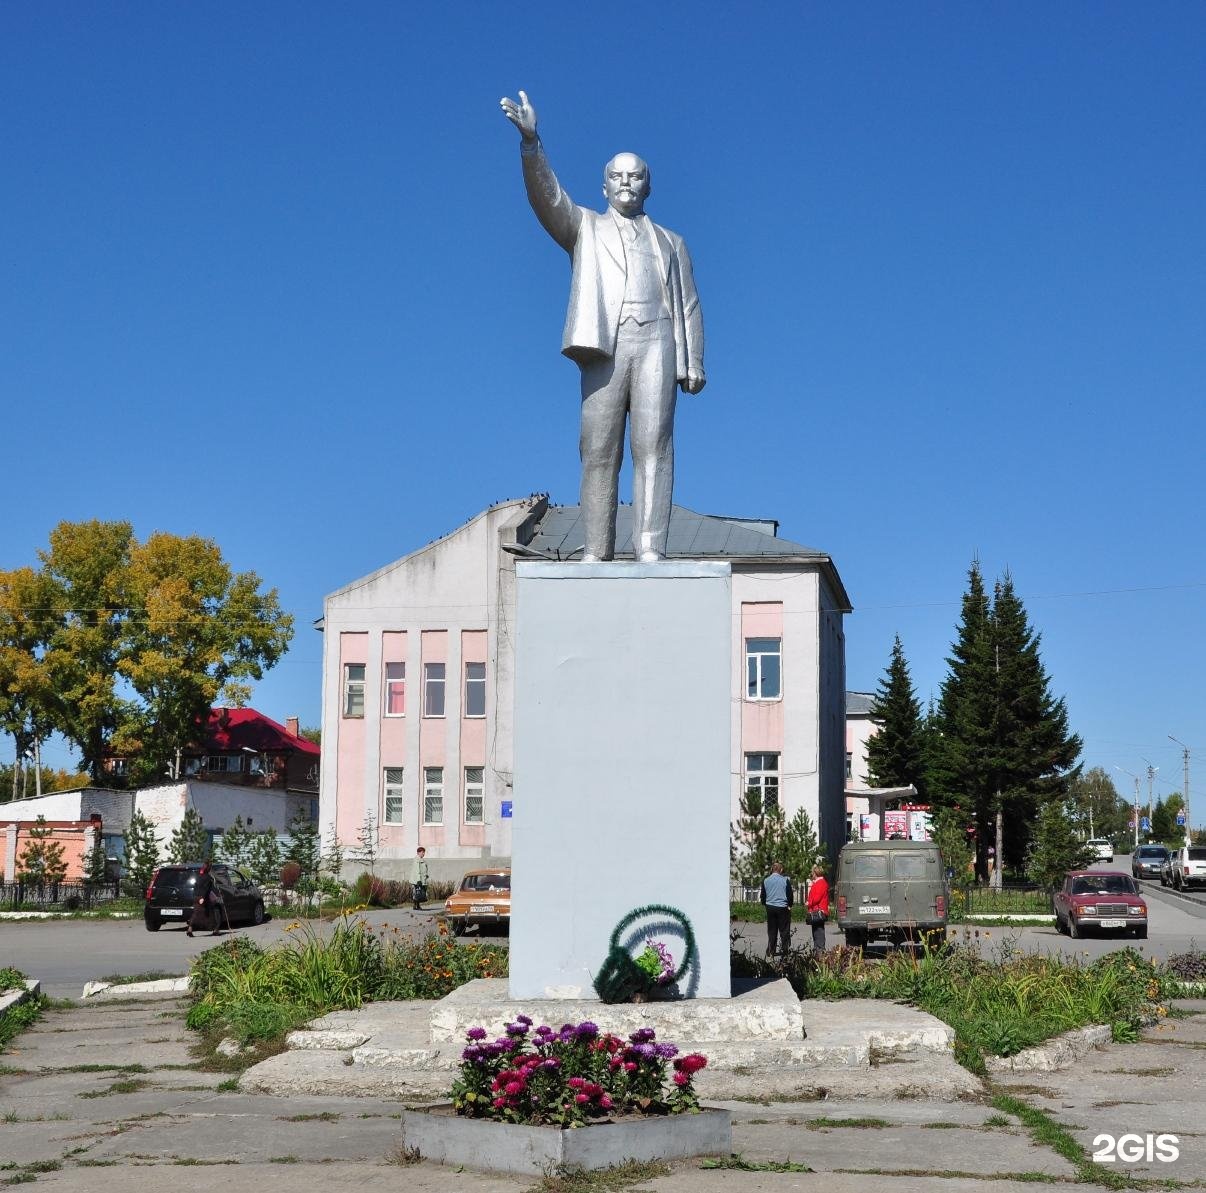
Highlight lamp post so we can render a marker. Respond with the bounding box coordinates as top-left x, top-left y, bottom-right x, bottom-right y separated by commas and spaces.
1141, 759, 1159, 836
1169, 735, 1192, 847
1115, 765, 1141, 850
